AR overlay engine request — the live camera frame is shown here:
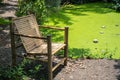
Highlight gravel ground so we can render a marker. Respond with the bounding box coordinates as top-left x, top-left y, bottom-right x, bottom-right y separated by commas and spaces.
0, 0, 17, 66
0, 1, 120, 80
54, 59, 120, 80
